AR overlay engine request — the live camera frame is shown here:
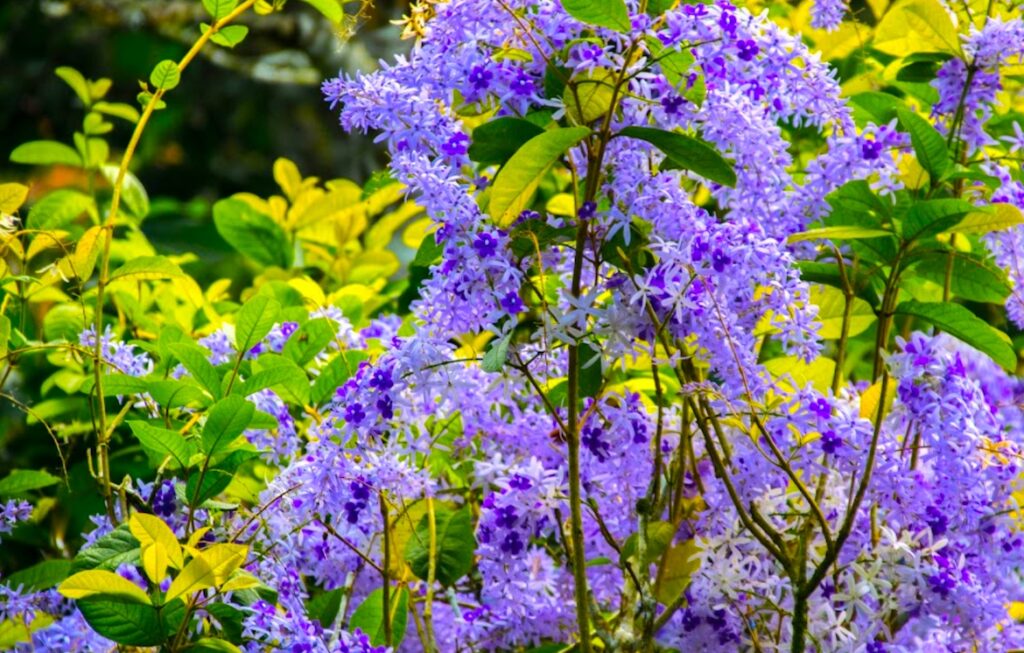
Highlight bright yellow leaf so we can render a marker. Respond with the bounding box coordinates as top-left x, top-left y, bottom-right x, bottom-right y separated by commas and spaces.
129, 514, 184, 569
58, 570, 152, 604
